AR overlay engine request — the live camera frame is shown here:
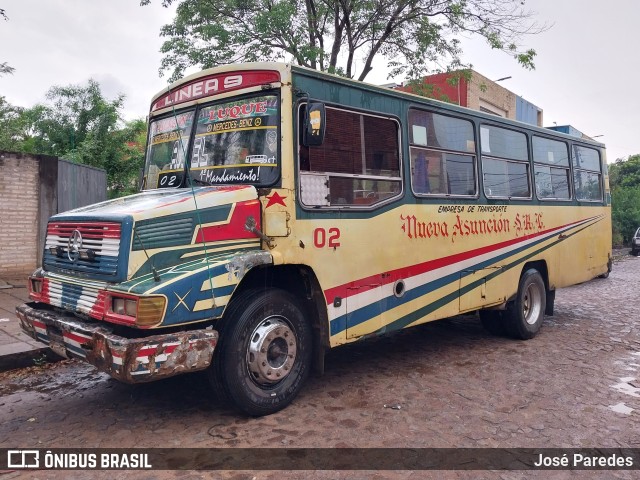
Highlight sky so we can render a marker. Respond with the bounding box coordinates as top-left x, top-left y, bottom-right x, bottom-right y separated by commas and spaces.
1, 0, 638, 162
